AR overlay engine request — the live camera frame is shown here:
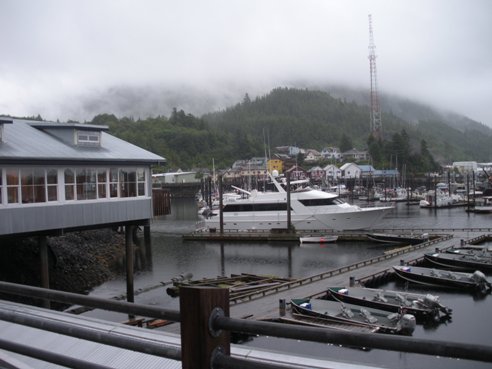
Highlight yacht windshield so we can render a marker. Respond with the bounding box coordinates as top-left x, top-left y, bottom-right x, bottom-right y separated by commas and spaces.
299, 198, 344, 206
